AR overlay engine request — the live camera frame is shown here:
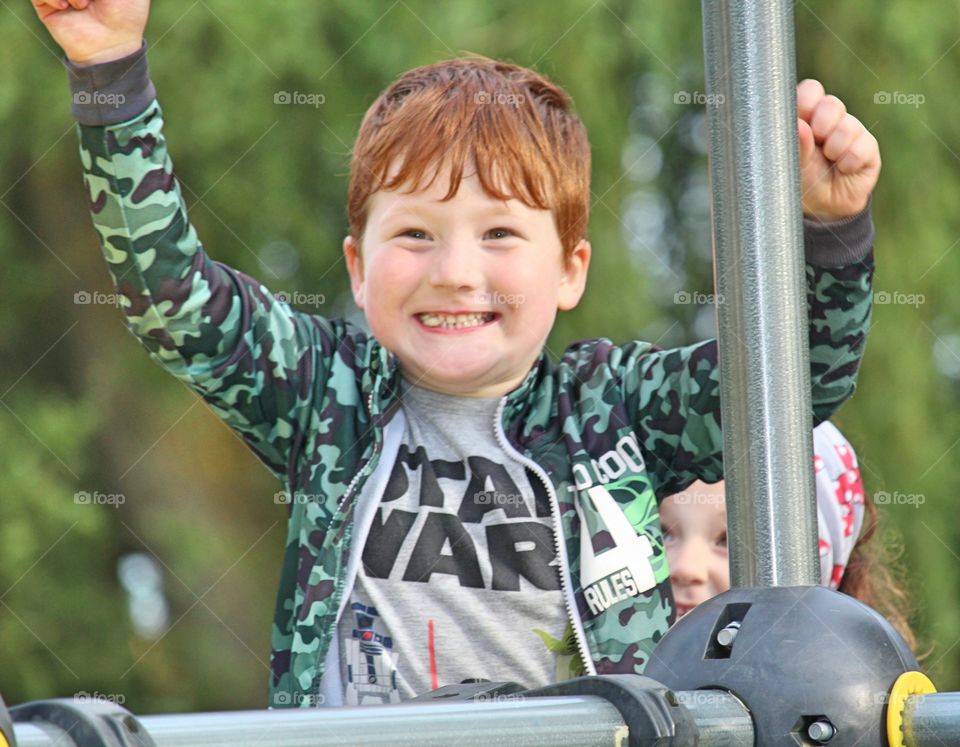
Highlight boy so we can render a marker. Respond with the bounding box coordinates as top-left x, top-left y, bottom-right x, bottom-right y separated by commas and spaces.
34, 0, 879, 707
